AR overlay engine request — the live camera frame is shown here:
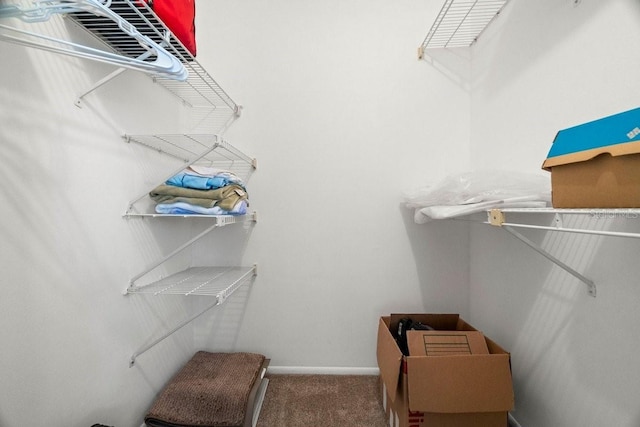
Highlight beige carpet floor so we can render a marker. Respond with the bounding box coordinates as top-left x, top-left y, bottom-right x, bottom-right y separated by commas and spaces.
256, 374, 387, 427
